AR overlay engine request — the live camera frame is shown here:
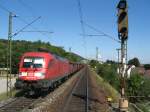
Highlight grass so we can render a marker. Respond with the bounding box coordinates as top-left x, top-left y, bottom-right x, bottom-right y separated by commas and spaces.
0, 88, 18, 101
0, 92, 9, 101
91, 69, 120, 103
136, 101, 150, 112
